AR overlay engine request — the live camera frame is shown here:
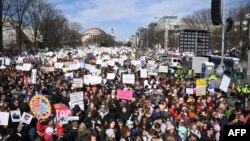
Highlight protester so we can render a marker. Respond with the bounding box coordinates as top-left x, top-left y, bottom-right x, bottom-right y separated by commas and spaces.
0, 47, 249, 141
